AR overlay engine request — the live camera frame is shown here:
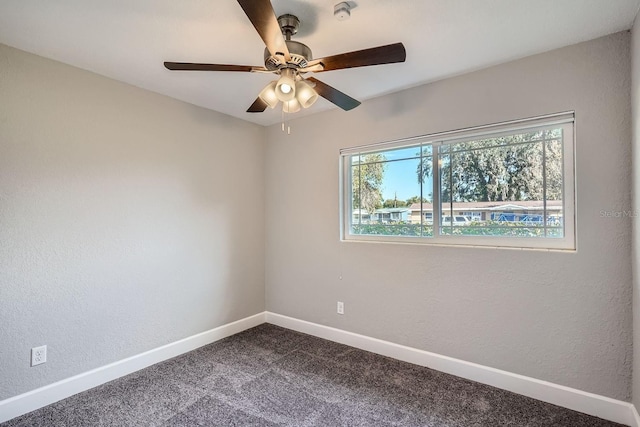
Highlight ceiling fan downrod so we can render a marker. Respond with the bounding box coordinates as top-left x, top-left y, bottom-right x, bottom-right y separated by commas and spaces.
278, 14, 299, 41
